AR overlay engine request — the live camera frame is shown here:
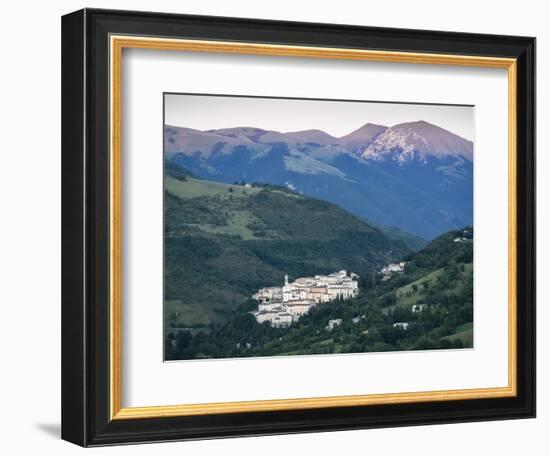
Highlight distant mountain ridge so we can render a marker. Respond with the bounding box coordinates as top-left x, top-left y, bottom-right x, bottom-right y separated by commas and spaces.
164, 120, 473, 239
166, 121, 472, 159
